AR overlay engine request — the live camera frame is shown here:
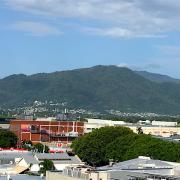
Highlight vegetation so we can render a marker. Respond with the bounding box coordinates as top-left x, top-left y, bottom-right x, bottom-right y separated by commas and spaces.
1, 65, 180, 114
71, 126, 180, 167
0, 129, 18, 148
34, 143, 49, 153
71, 126, 133, 166
21, 140, 33, 150
39, 159, 54, 176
